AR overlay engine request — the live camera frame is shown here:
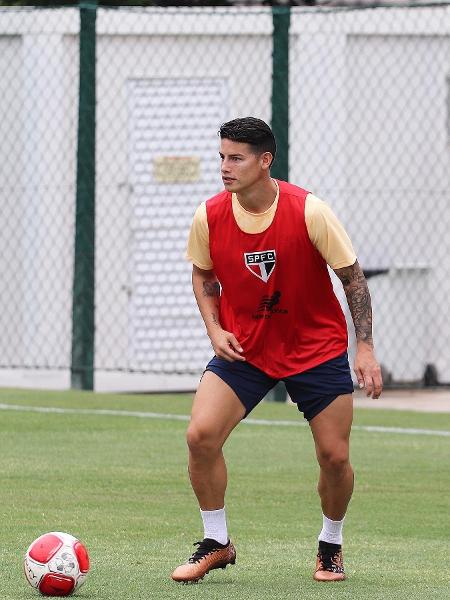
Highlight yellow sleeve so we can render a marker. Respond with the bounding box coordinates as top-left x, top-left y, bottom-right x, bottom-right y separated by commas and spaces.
185, 202, 213, 270
305, 194, 357, 269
